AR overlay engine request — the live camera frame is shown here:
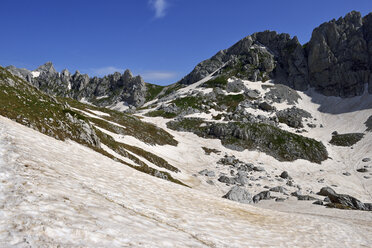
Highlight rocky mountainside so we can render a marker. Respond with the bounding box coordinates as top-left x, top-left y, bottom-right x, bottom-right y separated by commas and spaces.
178, 11, 372, 97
